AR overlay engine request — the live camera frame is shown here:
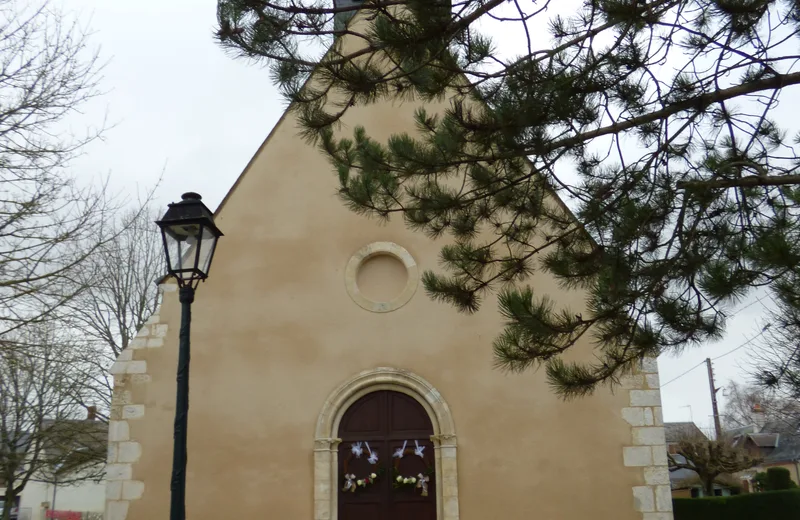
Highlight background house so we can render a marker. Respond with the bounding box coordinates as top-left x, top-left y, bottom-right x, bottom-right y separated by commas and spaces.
759, 437, 800, 485
18, 478, 104, 520
2, 414, 106, 520
730, 428, 779, 458
730, 414, 800, 488
664, 422, 740, 498
1, 434, 31, 519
